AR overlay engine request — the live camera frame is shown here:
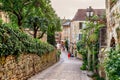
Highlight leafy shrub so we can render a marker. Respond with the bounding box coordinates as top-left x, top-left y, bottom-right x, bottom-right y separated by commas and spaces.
56, 50, 61, 61
80, 62, 87, 70
65, 40, 69, 51
77, 40, 88, 70
57, 50, 61, 57
77, 40, 87, 56
0, 23, 54, 57
92, 74, 105, 80
105, 49, 120, 80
